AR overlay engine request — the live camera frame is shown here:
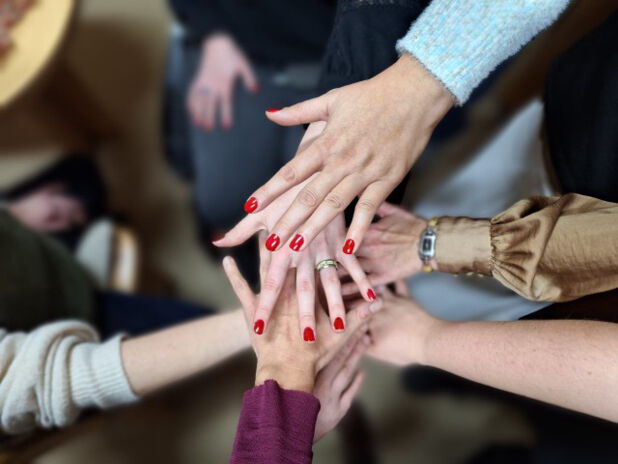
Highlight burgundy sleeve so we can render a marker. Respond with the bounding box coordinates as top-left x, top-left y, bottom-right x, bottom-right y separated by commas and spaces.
230, 380, 321, 464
